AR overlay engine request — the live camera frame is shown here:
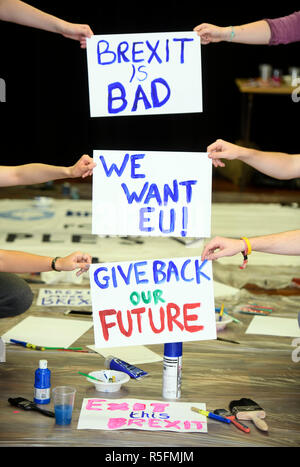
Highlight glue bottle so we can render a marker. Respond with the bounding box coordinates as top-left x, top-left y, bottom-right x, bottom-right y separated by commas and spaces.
162, 342, 182, 399
34, 360, 51, 404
